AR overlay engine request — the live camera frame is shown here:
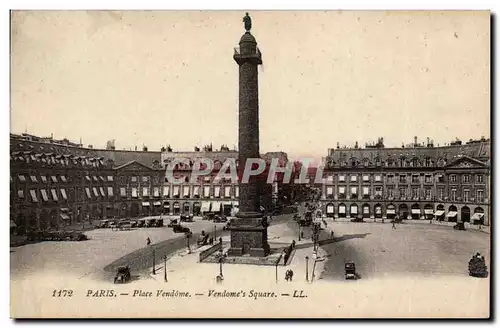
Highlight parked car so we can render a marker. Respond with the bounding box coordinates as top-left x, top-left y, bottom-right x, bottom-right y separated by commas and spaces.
146, 219, 157, 228
180, 214, 194, 222
137, 219, 146, 228
97, 220, 109, 228
167, 219, 178, 227
172, 224, 191, 233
